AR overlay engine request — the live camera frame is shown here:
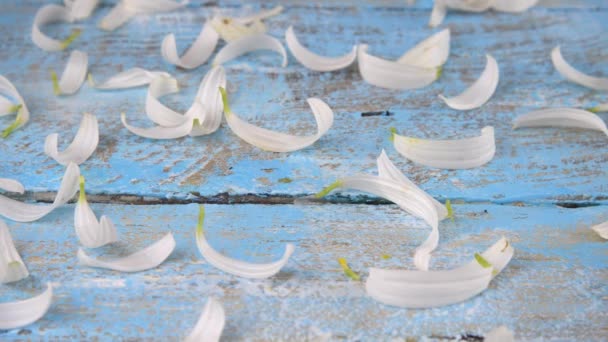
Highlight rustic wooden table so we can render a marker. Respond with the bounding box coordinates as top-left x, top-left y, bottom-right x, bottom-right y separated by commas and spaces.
1, 0, 607, 340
